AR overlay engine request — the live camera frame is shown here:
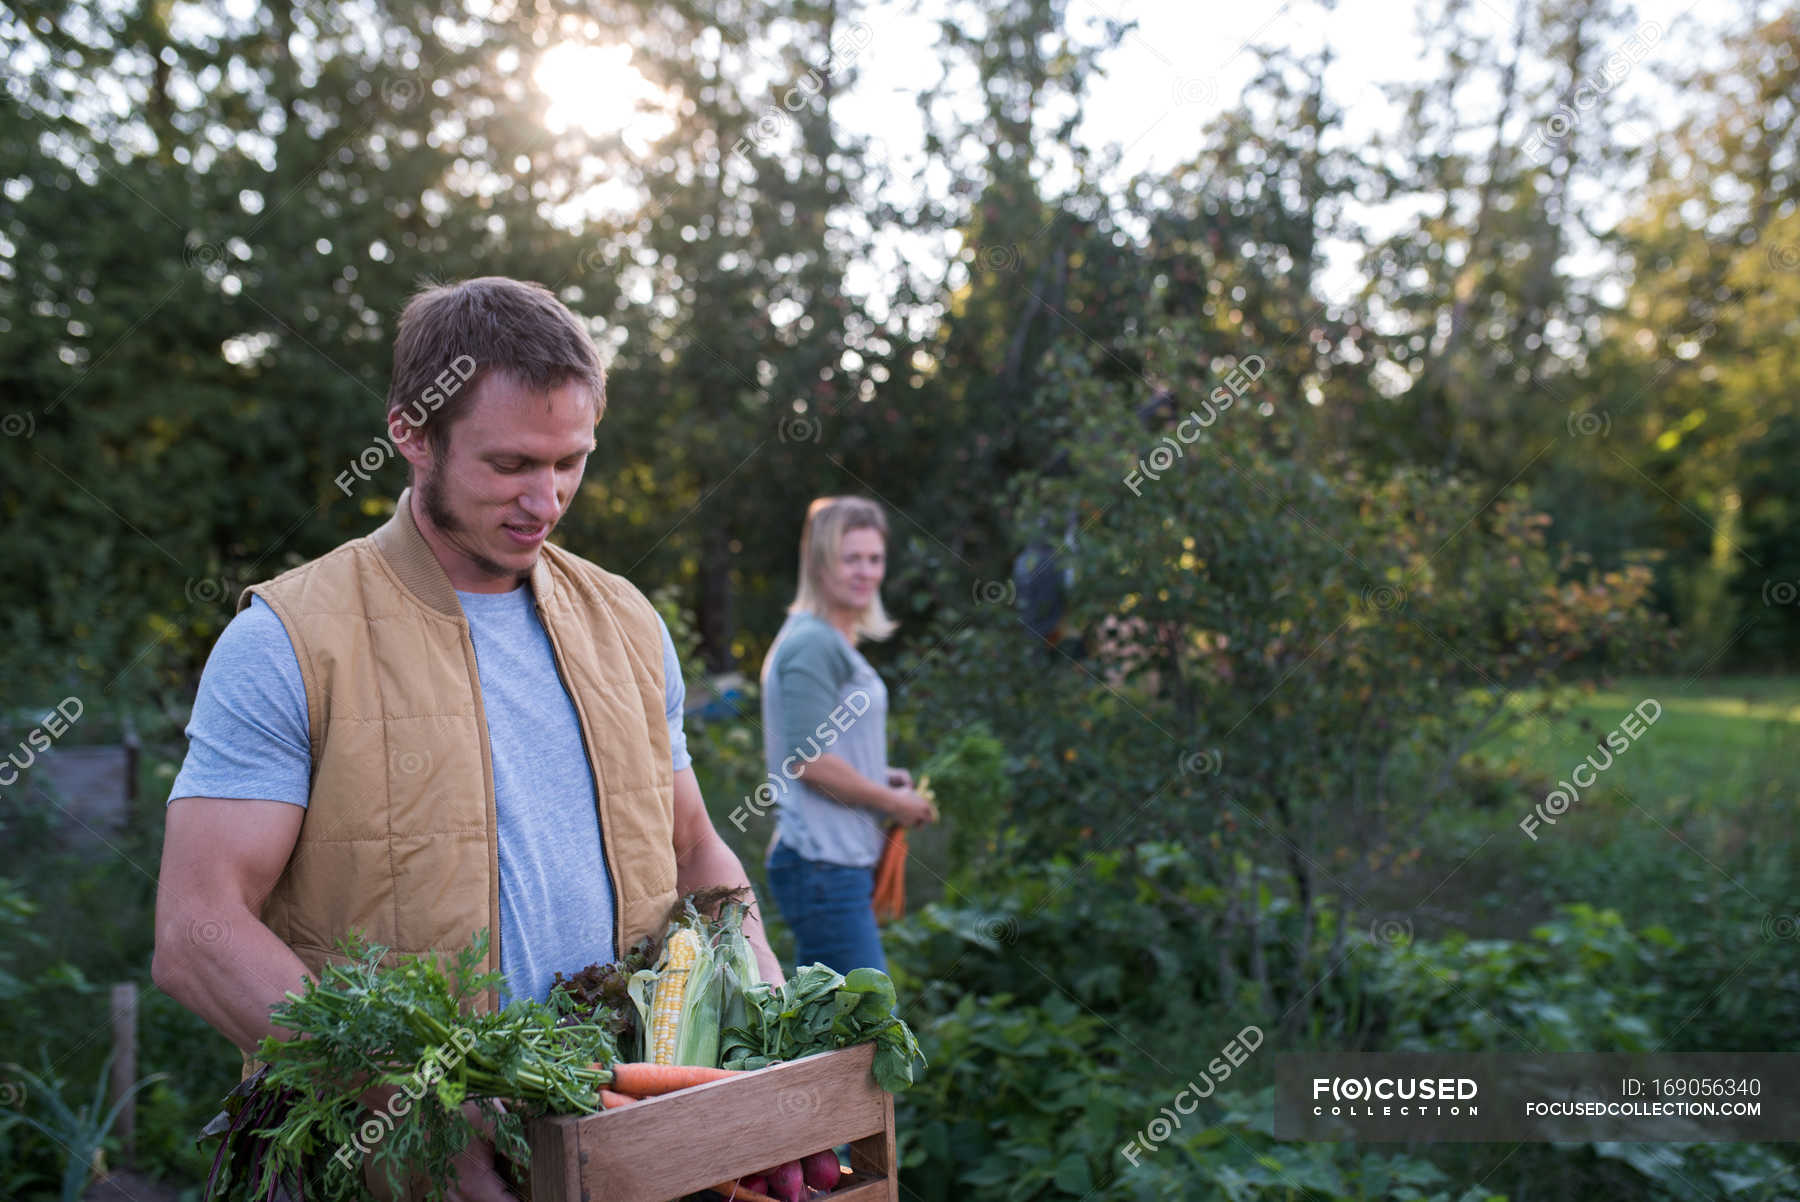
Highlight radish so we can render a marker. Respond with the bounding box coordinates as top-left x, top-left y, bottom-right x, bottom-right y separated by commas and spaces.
738, 1174, 768, 1195
766, 1160, 804, 1202
801, 1149, 842, 1191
